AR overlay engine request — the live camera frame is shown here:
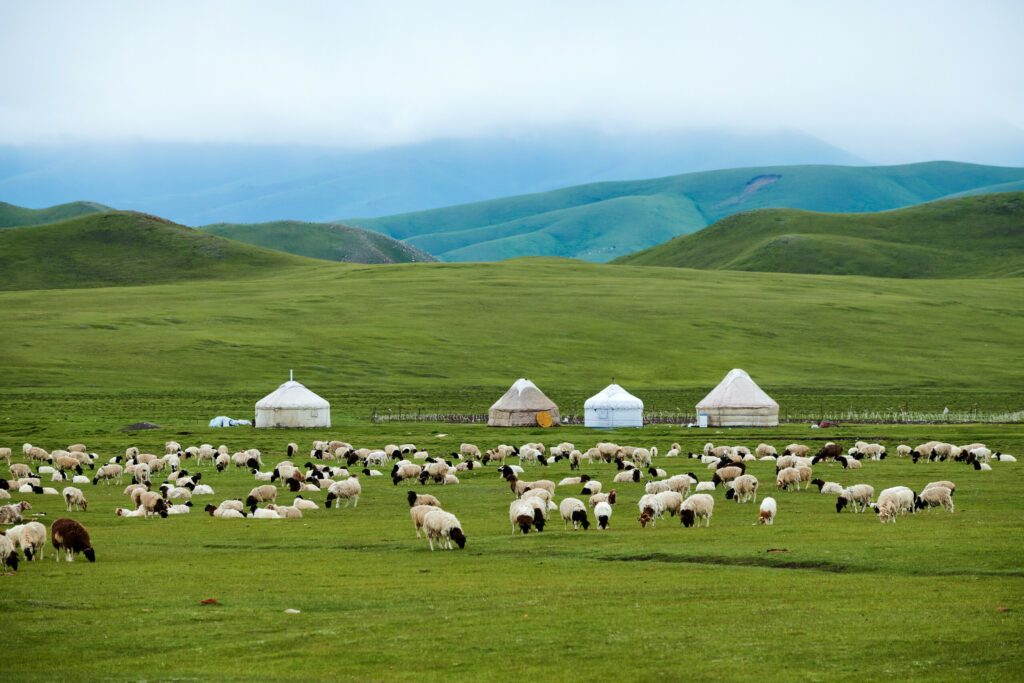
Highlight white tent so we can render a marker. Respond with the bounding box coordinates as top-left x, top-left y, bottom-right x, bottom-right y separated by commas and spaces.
488, 378, 560, 427
584, 383, 644, 428
696, 368, 778, 427
255, 374, 330, 428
